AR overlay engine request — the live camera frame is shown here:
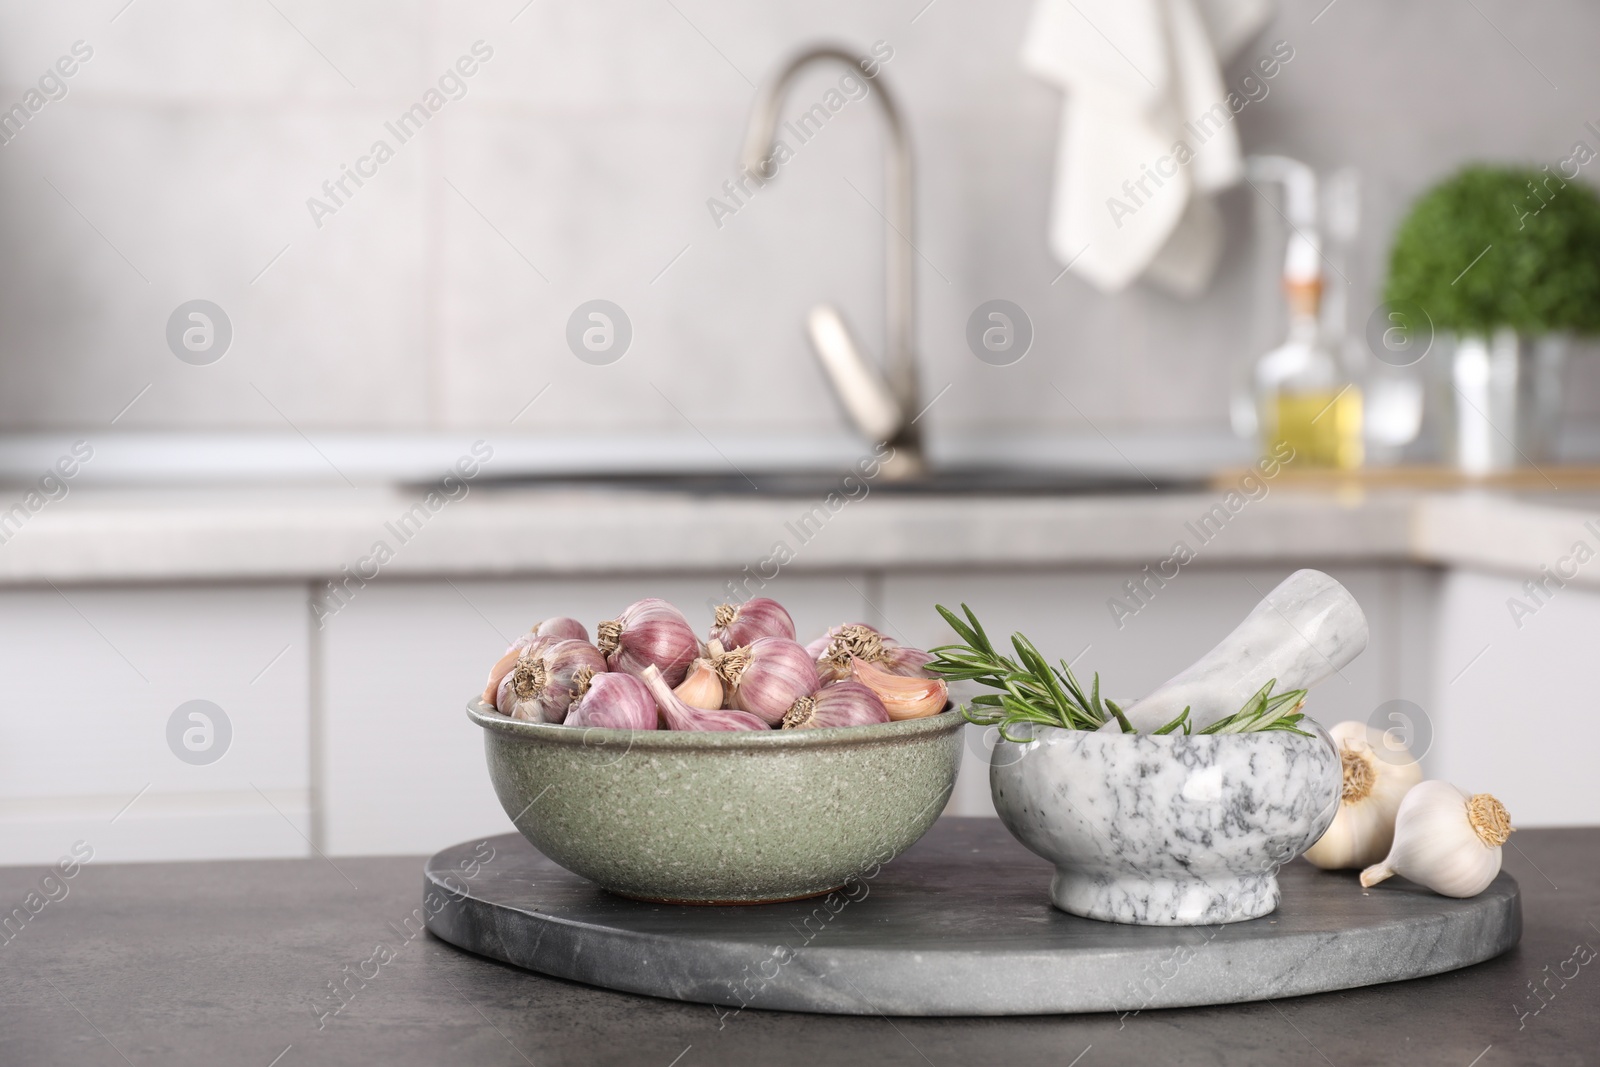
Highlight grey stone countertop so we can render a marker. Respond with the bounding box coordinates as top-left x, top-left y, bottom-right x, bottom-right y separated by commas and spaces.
0, 483, 1597, 587
2, 819, 1595, 1066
